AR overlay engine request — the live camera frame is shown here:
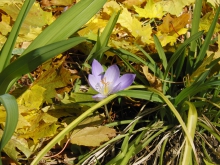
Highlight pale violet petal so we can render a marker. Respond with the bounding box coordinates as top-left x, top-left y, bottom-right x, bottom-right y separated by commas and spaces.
92, 59, 104, 76
104, 64, 120, 84
116, 74, 136, 90
92, 93, 107, 101
88, 74, 101, 92
110, 83, 121, 94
